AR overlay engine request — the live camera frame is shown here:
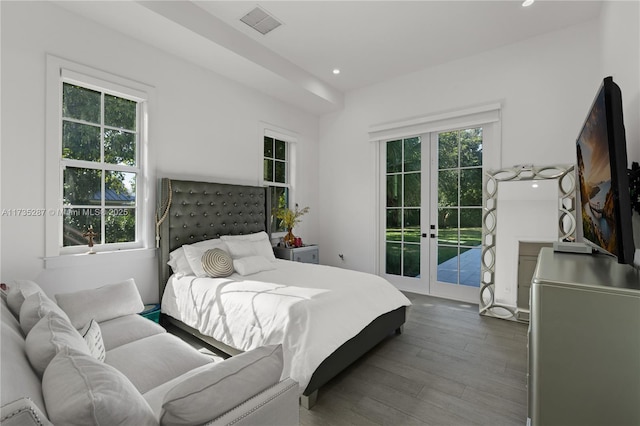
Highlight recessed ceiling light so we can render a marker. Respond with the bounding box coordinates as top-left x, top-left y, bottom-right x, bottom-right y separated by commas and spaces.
332, 69, 340, 75
522, 0, 535, 7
